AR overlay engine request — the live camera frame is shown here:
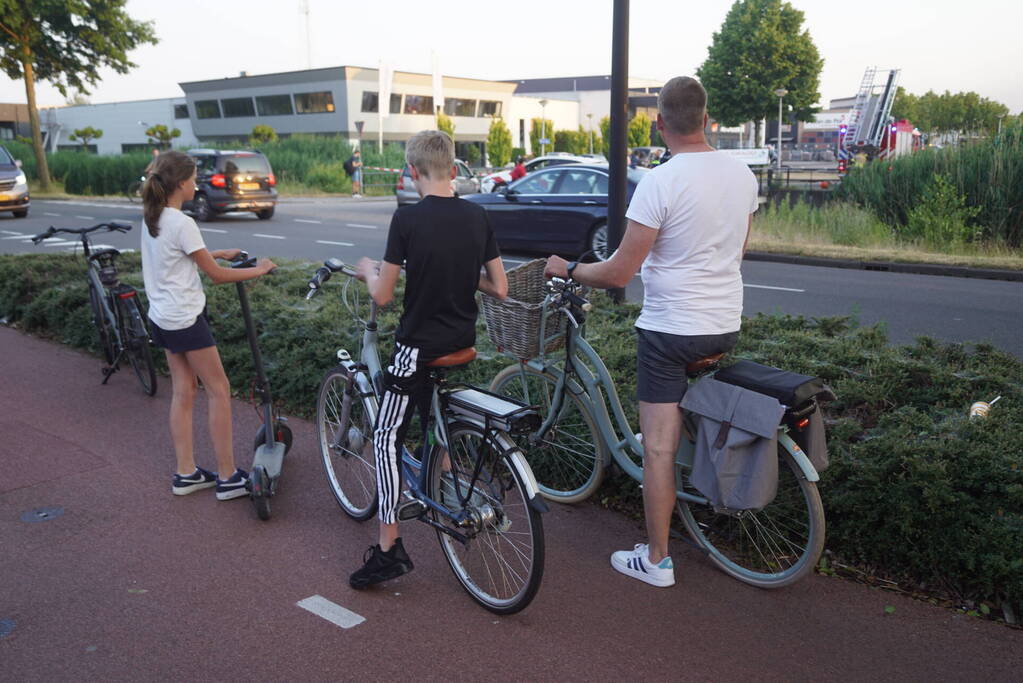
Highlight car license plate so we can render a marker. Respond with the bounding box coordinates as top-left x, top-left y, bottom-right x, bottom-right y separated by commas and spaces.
0, 193, 9, 201
238, 182, 260, 190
